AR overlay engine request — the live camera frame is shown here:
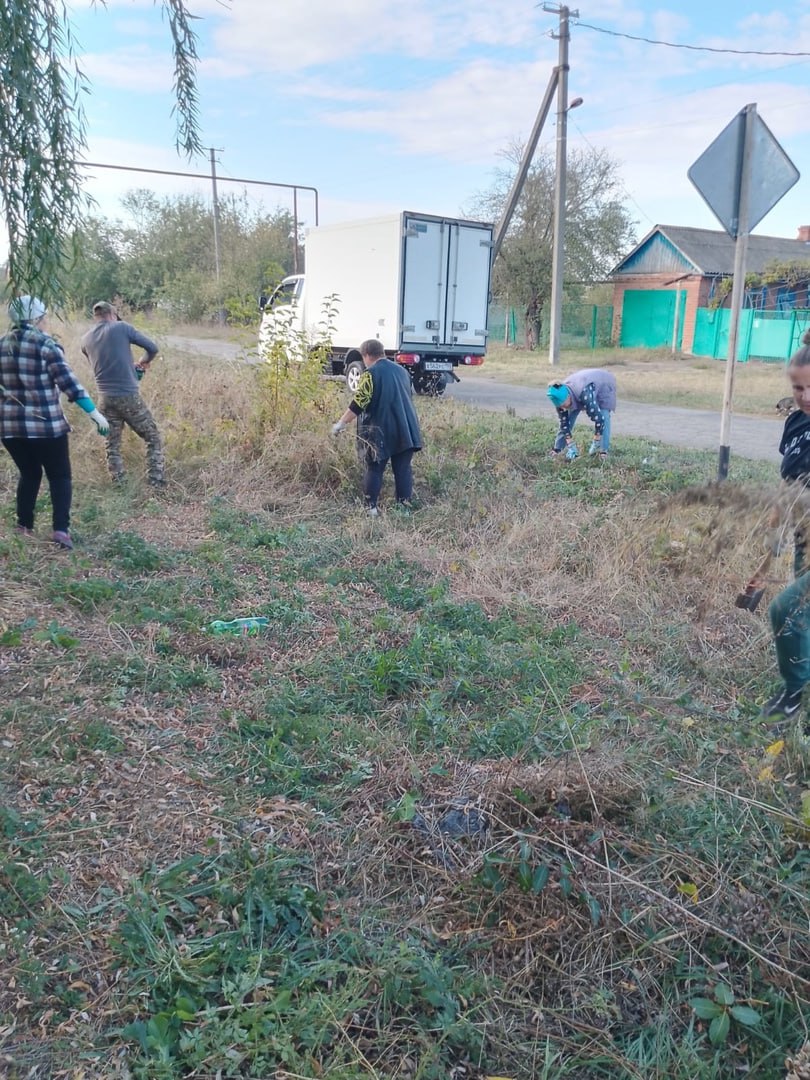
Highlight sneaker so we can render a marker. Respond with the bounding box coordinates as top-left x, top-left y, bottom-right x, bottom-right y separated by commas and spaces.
52, 530, 74, 550
366, 506, 379, 518
760, 686, 803, 719
14, 525, 34, 536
